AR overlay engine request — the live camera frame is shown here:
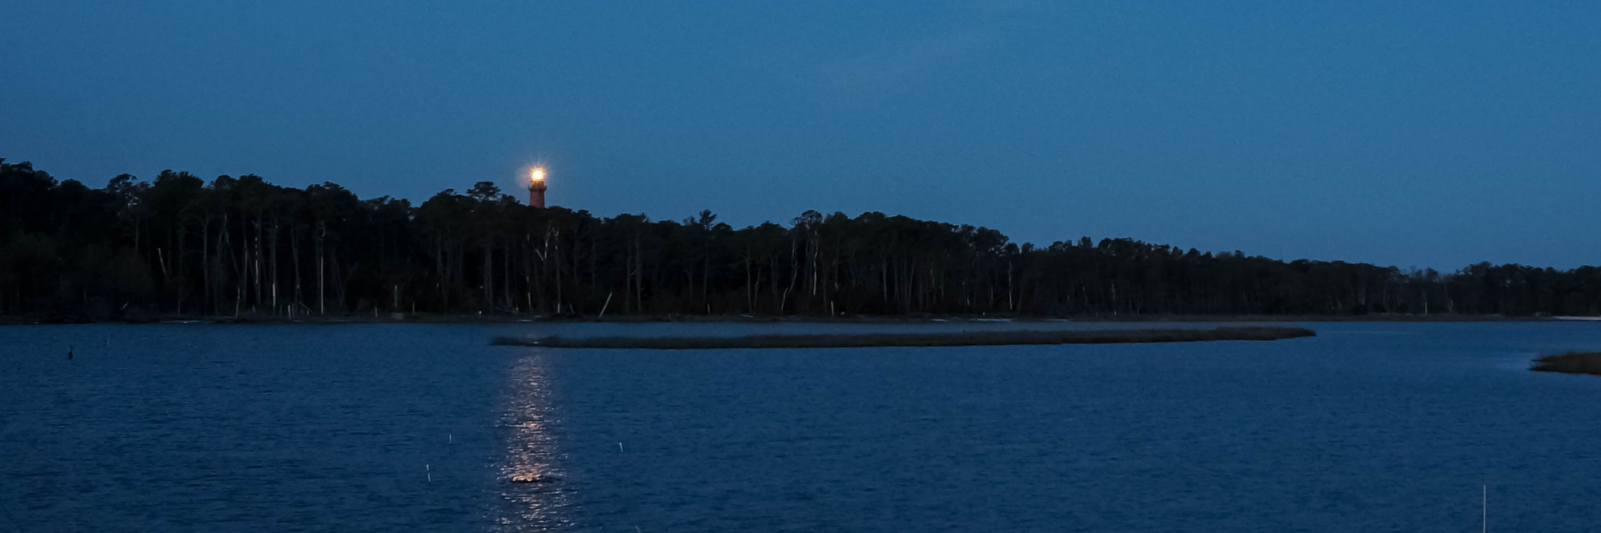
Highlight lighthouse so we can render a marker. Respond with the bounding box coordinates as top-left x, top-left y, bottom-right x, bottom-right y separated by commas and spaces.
527, 167, 547, 208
